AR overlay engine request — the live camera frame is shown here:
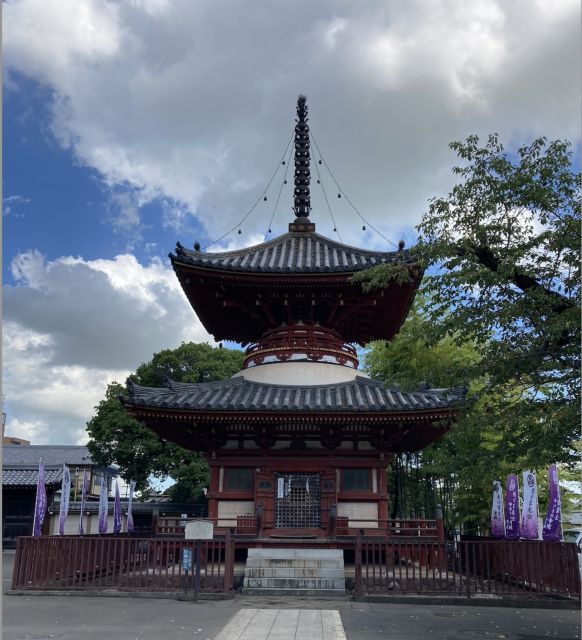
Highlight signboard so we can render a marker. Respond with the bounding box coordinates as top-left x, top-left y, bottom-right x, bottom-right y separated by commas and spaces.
182, 548, 193, 572
185, 521, 214, 540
